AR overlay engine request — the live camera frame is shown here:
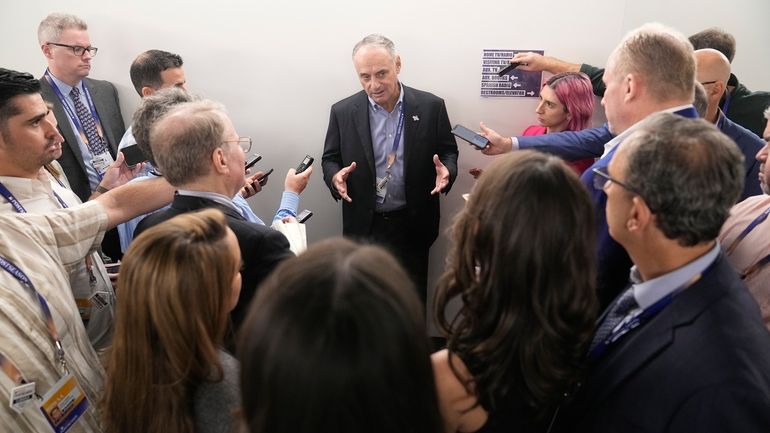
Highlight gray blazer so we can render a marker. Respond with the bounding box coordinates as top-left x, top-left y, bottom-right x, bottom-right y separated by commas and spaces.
40, 76, 126, 202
